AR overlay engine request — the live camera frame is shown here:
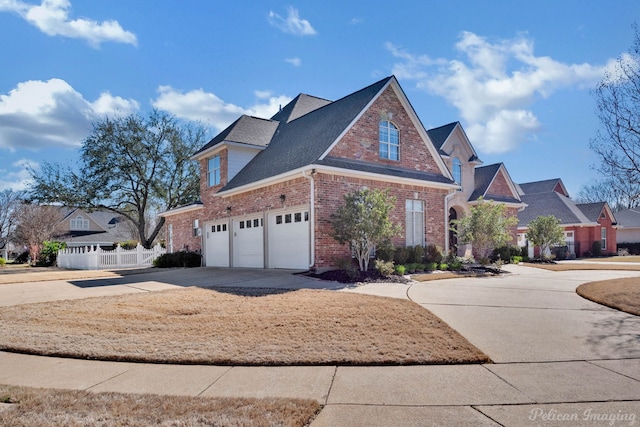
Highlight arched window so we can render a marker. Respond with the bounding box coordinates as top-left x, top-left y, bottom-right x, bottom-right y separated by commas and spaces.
70, 215, 89, 230
452, 157, 462, 185
379, 120, 399, 161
